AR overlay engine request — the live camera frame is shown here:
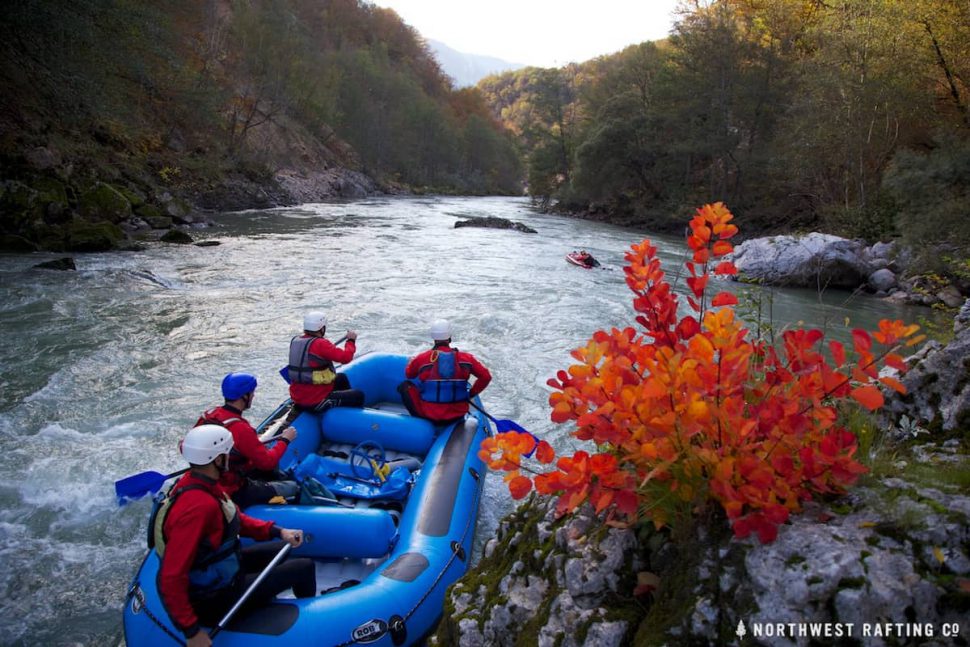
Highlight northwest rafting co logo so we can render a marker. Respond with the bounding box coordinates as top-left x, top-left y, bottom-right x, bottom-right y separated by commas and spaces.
733, 619, 962, 642
736, 619, 747, 639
